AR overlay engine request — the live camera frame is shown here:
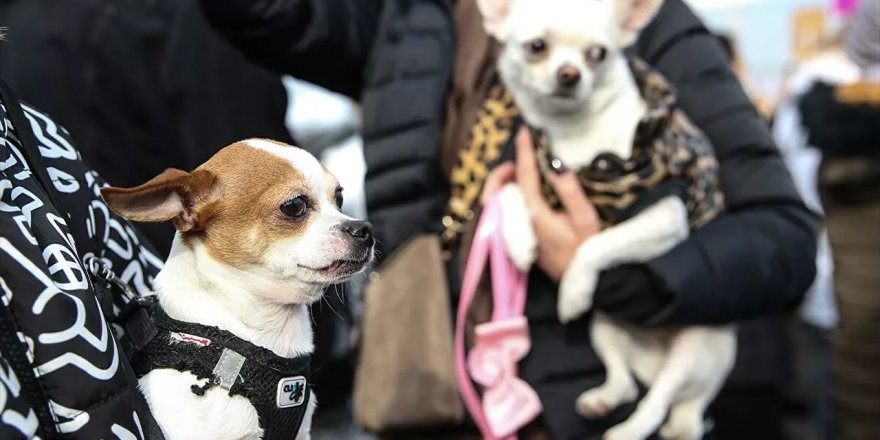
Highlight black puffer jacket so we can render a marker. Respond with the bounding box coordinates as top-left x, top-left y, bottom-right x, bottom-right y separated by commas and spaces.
199, 0, 820, 437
